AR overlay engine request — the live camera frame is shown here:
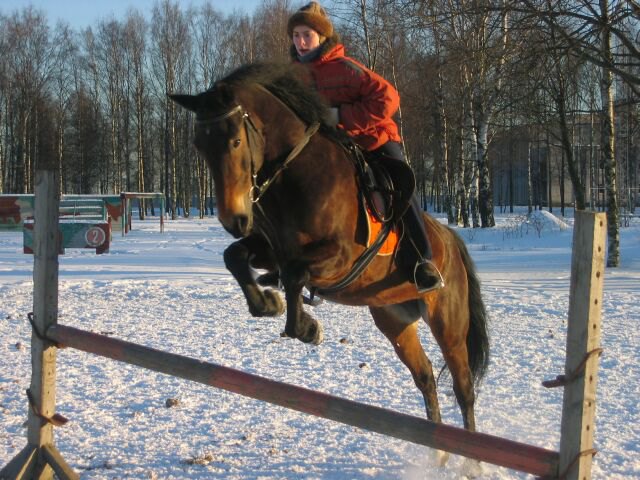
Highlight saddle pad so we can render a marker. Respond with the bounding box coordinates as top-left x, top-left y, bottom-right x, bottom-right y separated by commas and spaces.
366, 206, 398, 256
